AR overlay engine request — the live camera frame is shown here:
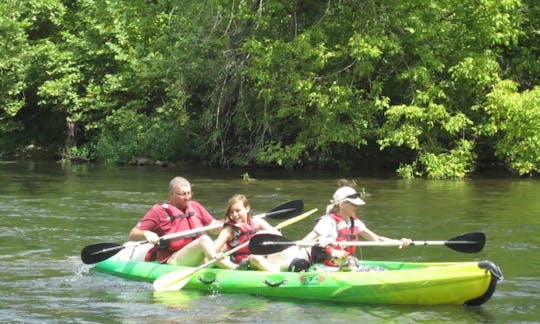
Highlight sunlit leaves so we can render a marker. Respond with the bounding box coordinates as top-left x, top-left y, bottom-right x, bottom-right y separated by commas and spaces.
378, 102, 474, 178
478, 80, 540, 175
418, 139, 476, 179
